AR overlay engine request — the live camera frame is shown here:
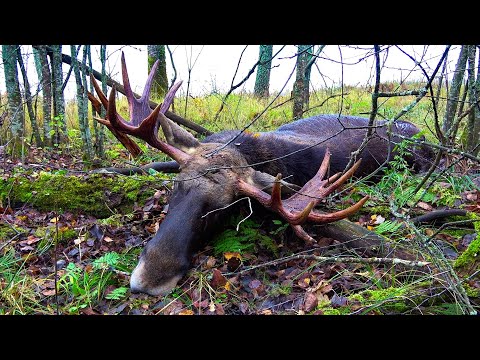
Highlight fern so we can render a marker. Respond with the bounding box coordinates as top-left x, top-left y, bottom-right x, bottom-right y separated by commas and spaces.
105, 287, 128, 300
374, 220, 402, 235
213, 217, 278, 256
93, 252, 120, 270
